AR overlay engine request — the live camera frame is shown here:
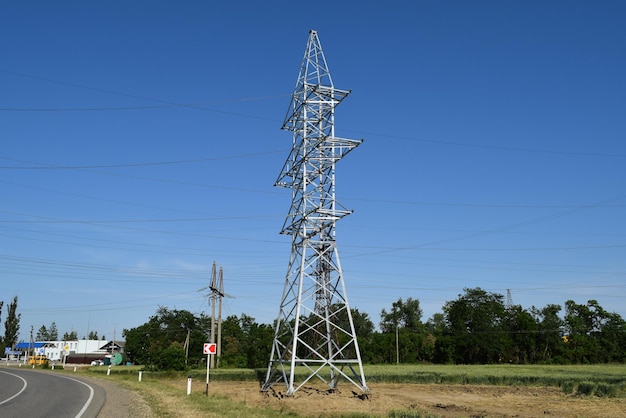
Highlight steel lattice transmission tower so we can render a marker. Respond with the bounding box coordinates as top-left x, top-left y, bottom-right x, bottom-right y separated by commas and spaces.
262, 30, 368, 396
